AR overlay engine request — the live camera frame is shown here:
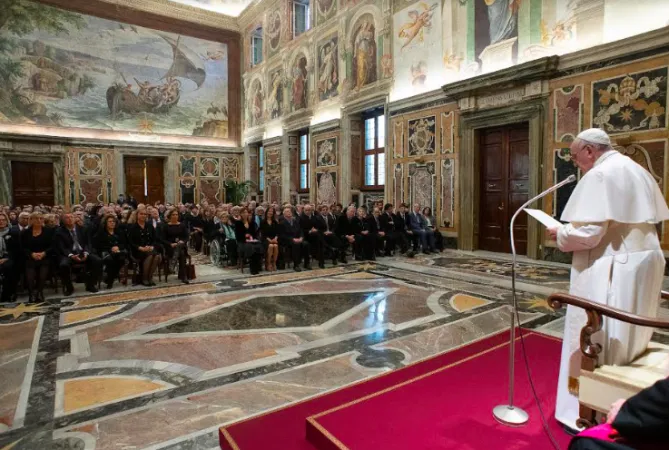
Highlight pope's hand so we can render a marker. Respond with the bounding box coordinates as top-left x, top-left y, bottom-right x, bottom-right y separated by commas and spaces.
606, 399, 625, 424
546, 227, 558, 240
